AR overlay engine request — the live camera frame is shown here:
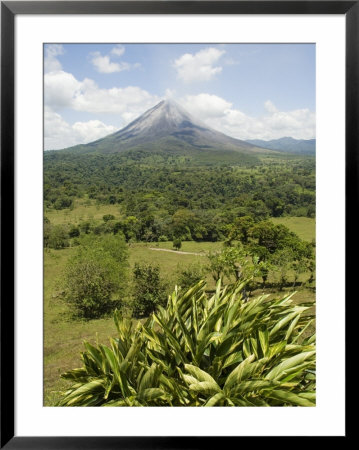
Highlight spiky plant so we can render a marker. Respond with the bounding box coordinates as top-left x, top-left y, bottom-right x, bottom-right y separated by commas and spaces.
59, 279, 315, 406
